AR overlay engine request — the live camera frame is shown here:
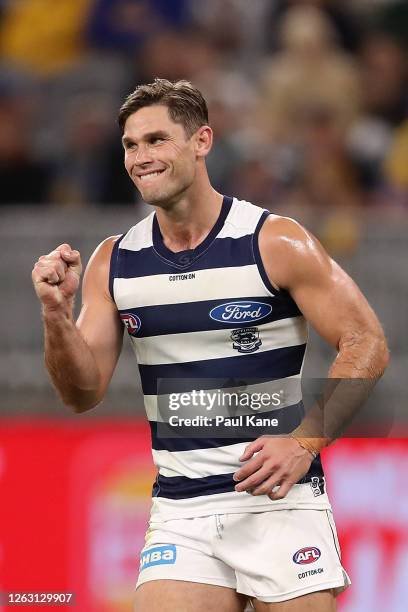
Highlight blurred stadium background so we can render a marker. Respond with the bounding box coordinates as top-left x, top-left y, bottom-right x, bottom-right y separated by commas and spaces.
0, 1, 407, 610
